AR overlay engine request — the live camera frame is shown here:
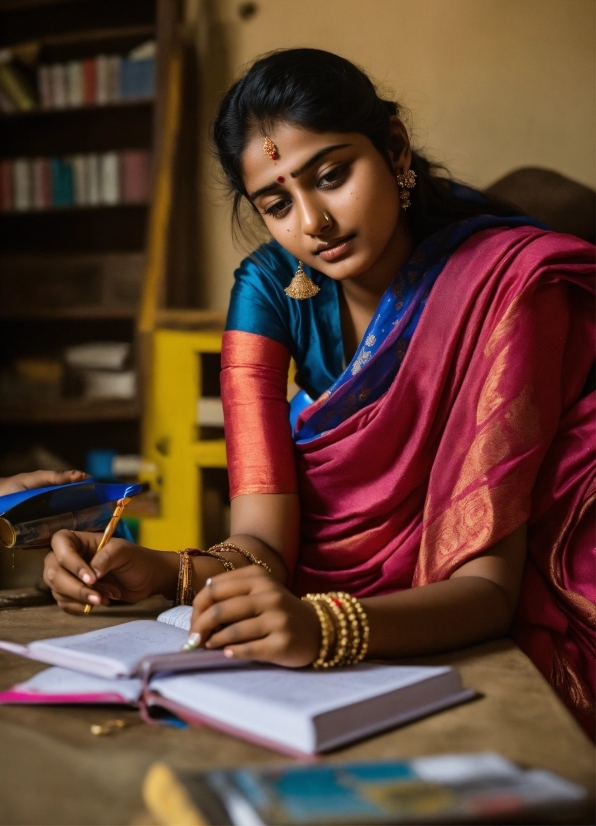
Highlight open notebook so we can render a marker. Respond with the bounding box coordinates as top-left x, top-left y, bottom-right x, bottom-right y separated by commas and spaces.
0, 604, 475, 755
0, 605, 234, 678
